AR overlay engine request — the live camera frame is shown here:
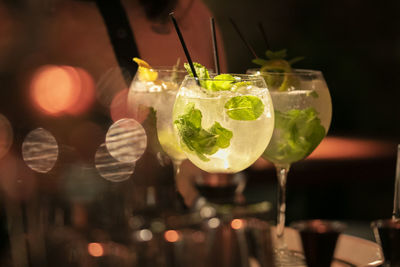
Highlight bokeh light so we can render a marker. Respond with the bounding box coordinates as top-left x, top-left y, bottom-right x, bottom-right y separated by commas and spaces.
207, 218, 221, 229
126, 91, 150, 124
231, 219, 244, 230
0, 114, 13, 159
137, 229, 153, 242
110, 88, 130, 122
30, 65, 95, 116
70, 67, 95, 115
95, 143, 135, 182
96, 67, 127, 108
164, 230, 180, 243
251, 136, 396, 170
88, 243, 104, 257
308, 136, 395, 160
105, 118, 147, 163
22, 128, 58, 173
